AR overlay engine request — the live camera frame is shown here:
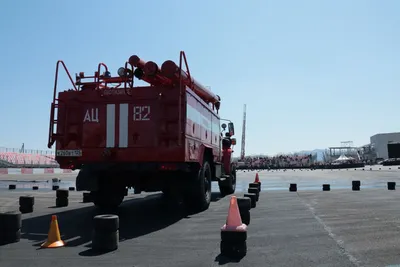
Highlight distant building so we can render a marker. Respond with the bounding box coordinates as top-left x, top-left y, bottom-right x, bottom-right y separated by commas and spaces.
370, 132, 400, 160
358, 143, 377, 162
